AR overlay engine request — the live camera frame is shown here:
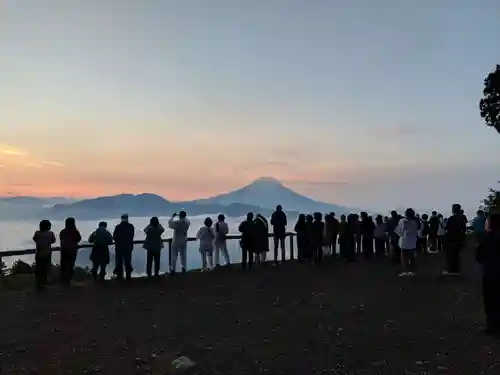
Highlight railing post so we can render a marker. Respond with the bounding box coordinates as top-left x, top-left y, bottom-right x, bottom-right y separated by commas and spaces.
289, 234, 294, 260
